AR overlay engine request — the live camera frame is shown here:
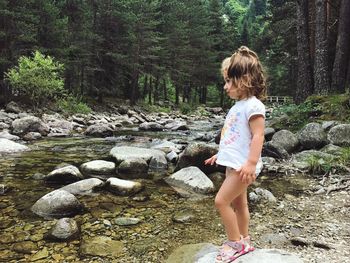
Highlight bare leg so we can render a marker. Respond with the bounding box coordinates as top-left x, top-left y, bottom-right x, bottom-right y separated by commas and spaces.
215, 168, 248, 241
231, 190, 249, 238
